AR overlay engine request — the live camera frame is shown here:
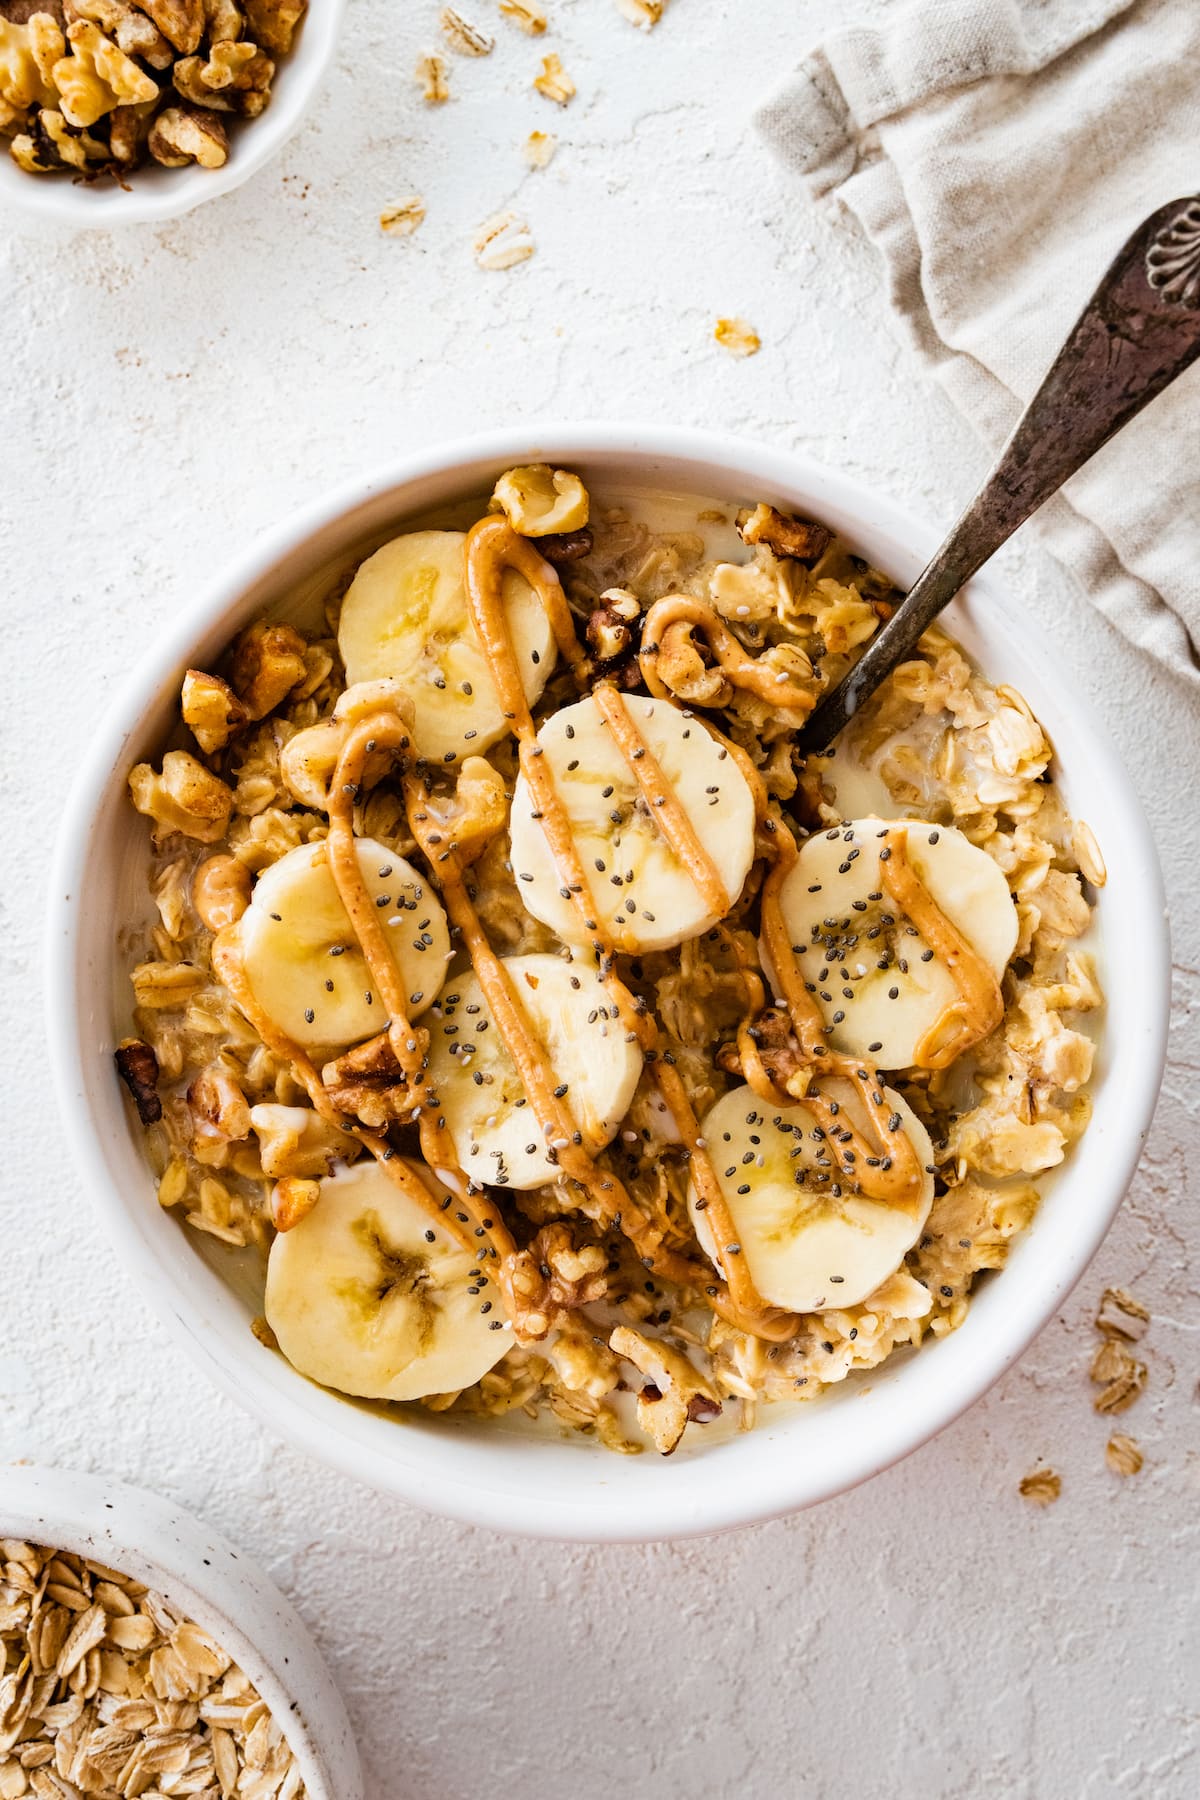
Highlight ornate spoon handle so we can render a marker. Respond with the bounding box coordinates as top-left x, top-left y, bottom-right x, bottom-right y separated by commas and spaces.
797, 195, 1200, 753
